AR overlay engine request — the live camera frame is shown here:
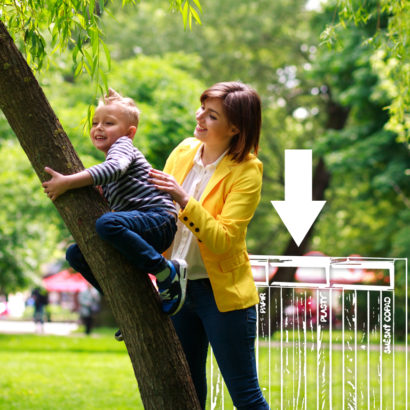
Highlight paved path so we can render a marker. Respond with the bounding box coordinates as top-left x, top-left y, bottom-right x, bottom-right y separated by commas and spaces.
0, 320, 78, 336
